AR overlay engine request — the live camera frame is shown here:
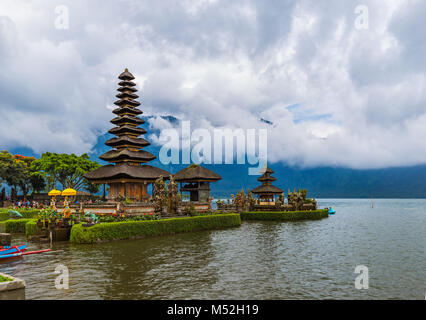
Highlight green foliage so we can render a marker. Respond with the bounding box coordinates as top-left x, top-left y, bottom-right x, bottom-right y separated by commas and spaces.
240, 210, 329, 221
70, 214, 241, 244
25, 220, 39, 237
97, 212, 161, 223
0, 151, 40, 196
0, 209, 40, 221
0, 219, 37, 233
299, 189, 308, 200
31, 152, 101, 191
188, 203, 196, 216
0, 275, 13, 283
